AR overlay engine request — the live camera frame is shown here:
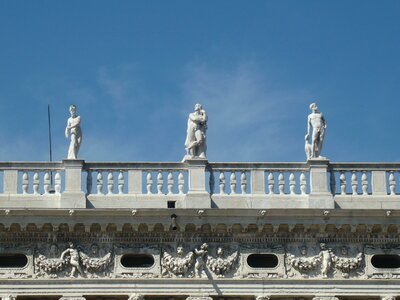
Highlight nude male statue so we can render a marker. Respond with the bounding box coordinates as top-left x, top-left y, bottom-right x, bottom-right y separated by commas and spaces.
65, 105, 82, 159
319, 243, 332, 279
60, 242, 84, 277
305, 103, 326, 159
184, 104, 207, 160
